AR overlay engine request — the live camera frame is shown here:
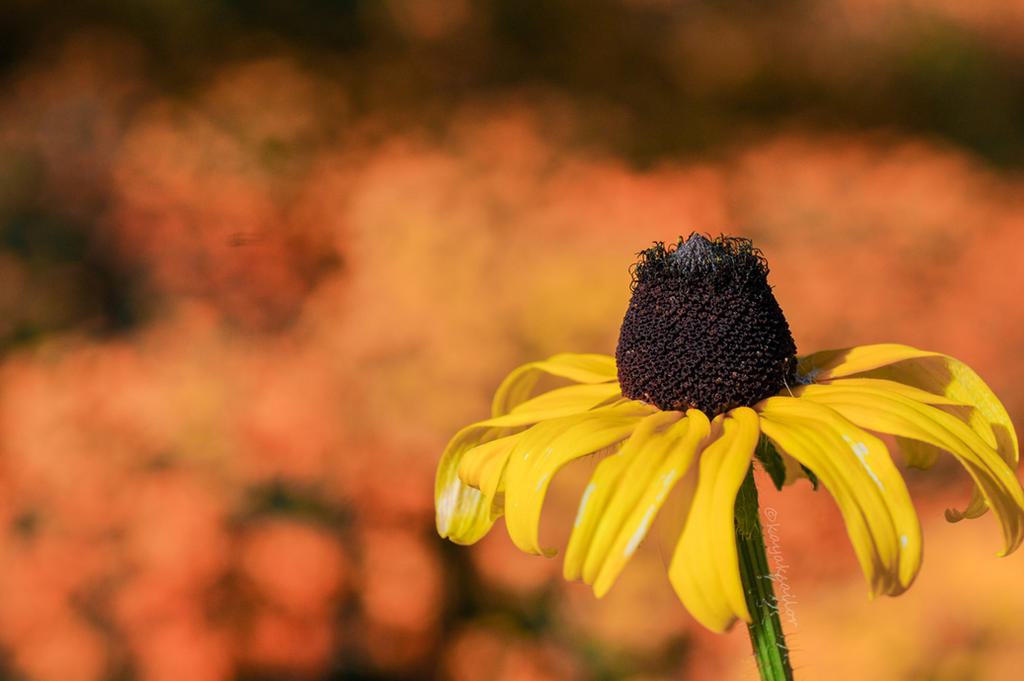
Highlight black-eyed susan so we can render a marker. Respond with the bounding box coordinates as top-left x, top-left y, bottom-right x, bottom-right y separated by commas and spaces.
435, 234, 1024, 680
